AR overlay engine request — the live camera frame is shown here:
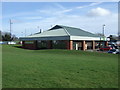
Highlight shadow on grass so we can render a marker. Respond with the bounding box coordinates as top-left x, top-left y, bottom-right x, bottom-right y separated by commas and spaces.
13, 45, 23, 49
13, 45, 51, 50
